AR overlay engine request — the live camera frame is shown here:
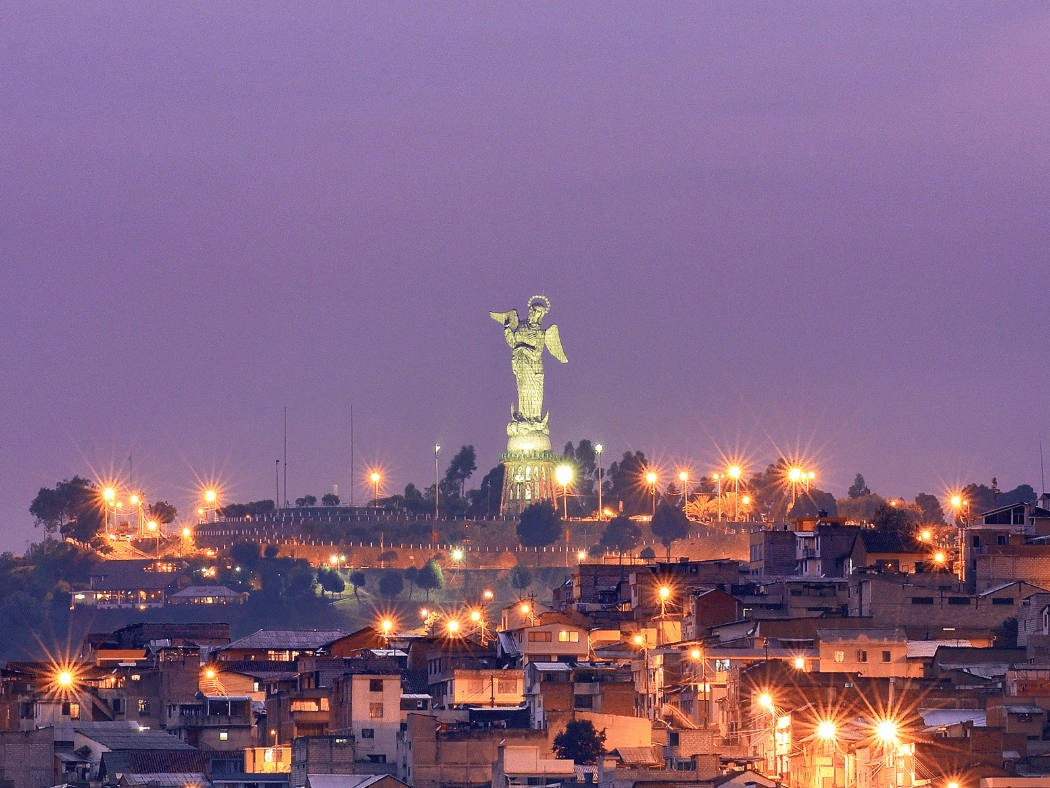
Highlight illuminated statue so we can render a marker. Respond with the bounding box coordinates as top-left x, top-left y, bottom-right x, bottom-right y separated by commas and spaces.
489, 295, 568, 513
490, 295, 568, 423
